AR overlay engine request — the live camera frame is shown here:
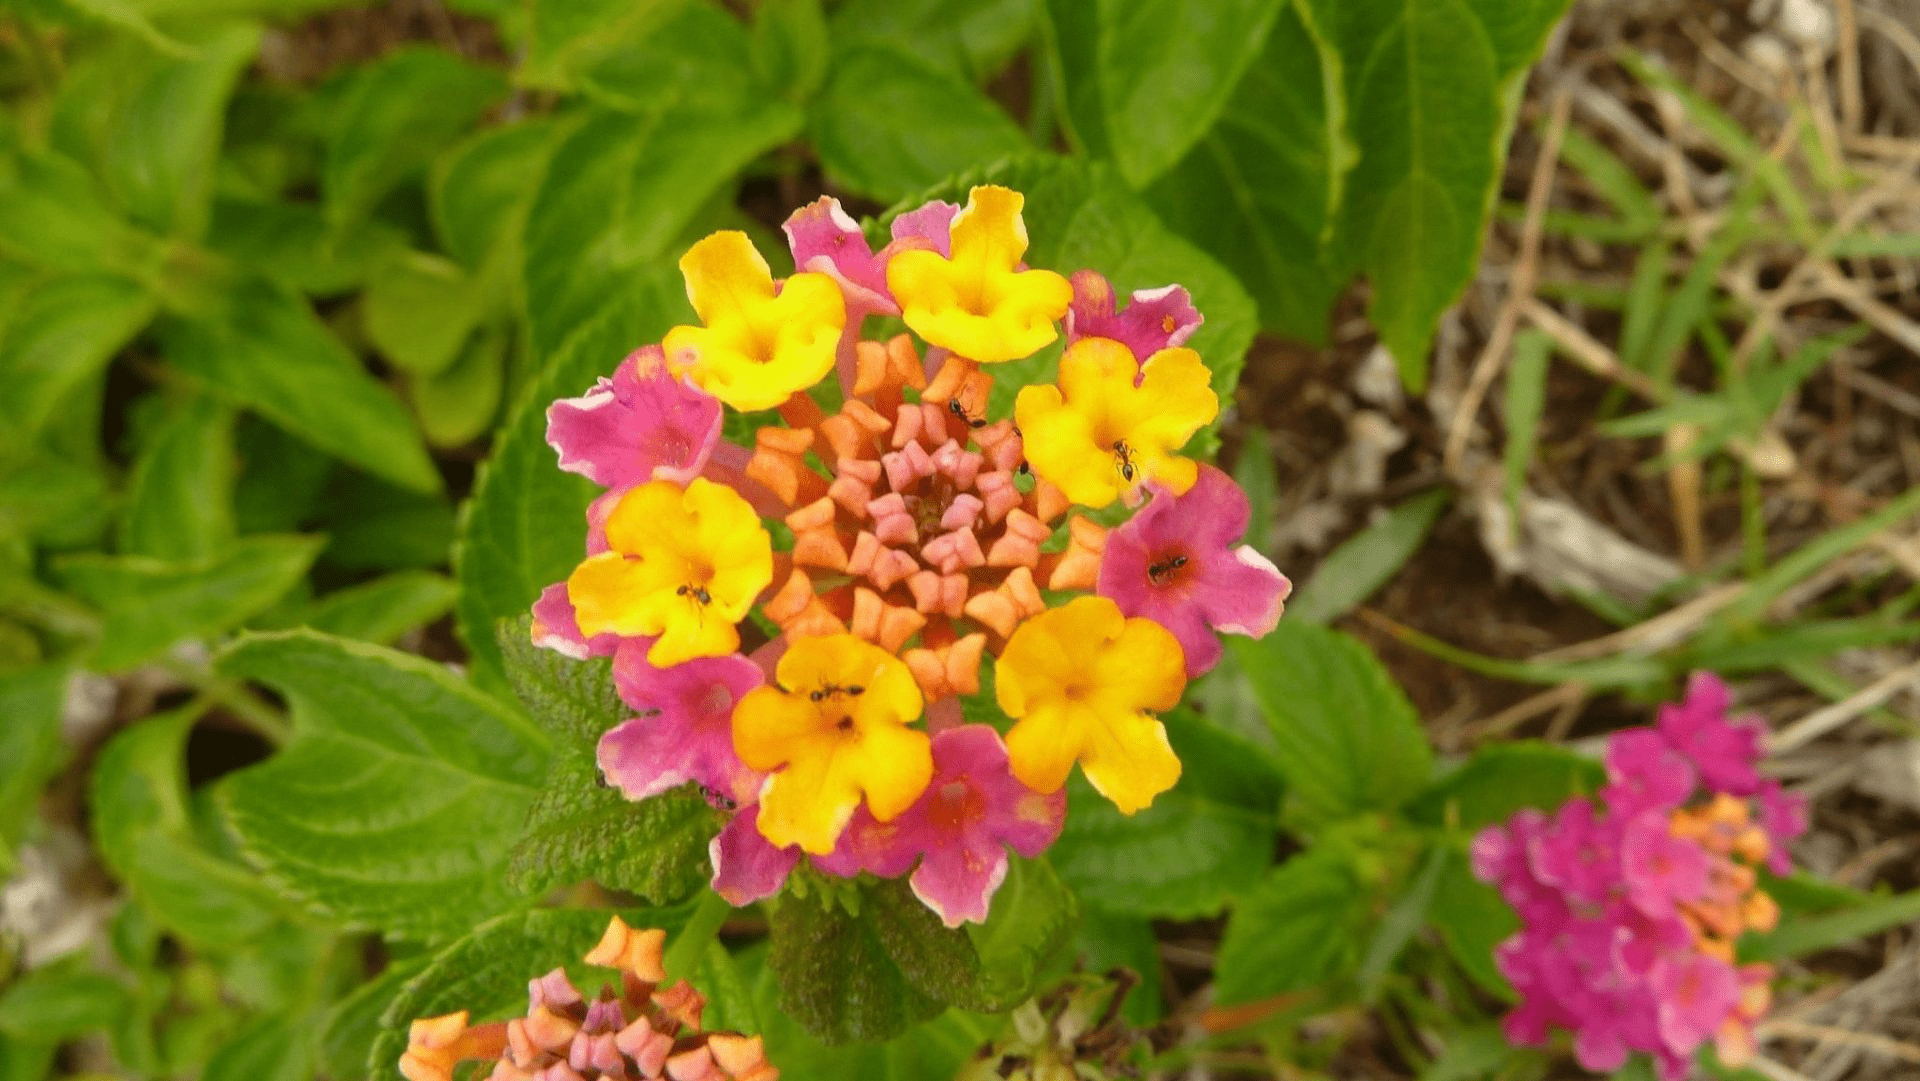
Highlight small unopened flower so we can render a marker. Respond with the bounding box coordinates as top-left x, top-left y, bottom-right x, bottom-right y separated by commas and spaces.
567, 479, 773, 666
1014, 337, 1218, 508
995, 596, 1185, 813
886, 186, 1072, 363
731, 634, 931, 854
1097, 463, 1289, 677
401, 916, 775, 1081
664, 231, 846, 411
